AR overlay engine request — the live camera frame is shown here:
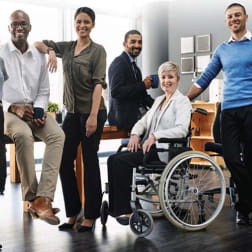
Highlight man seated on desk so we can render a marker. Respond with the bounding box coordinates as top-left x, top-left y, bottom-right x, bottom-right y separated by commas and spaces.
1, 9, 65, 225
